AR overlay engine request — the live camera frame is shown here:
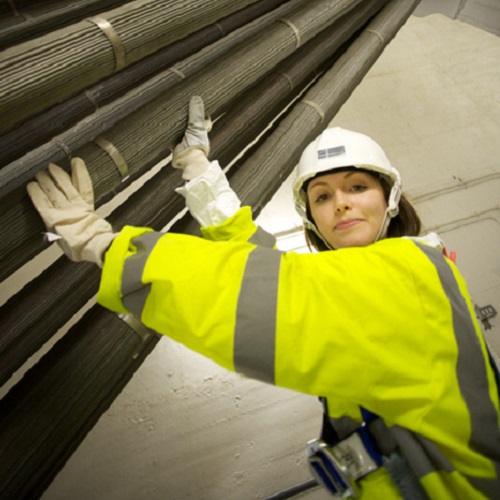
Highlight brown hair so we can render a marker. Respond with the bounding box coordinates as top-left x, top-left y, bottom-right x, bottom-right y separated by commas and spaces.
303, 168, 421, 252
